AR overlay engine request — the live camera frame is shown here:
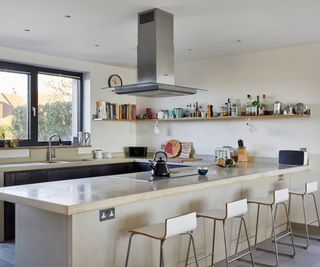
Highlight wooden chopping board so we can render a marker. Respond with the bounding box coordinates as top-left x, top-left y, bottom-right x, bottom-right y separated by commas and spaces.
164, 139, 181, 158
